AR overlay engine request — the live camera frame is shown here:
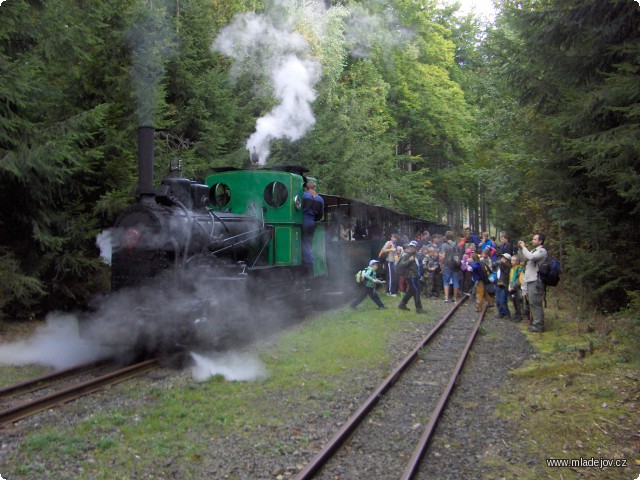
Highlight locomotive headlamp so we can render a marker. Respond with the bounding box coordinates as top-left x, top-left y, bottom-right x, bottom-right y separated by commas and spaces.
294, 195, 302, 210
